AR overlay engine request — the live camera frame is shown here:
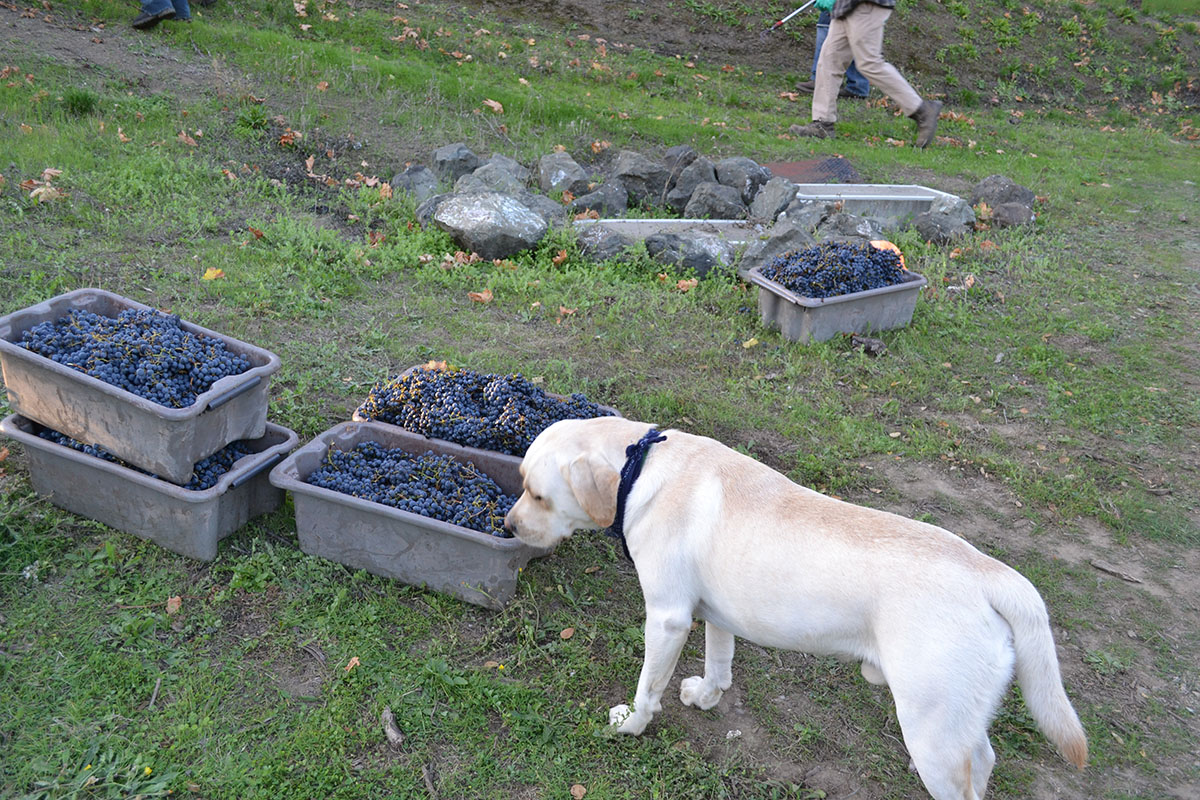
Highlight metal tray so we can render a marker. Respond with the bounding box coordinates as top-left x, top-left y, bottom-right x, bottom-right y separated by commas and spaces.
269, 420, 548, 610
0, 288, 281, 483
1, 414, 298, 561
